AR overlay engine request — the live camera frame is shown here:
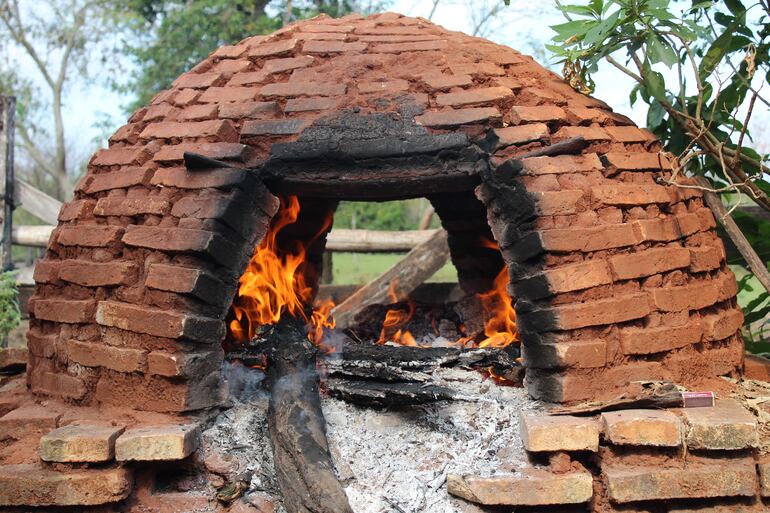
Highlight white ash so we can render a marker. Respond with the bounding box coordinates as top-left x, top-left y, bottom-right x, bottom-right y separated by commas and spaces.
203, 364, 544, 513
324, 368, 543, 513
